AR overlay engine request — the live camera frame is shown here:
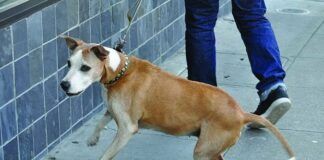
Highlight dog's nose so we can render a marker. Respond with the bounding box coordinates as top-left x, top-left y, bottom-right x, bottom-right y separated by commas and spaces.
60, 81, 70, 91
